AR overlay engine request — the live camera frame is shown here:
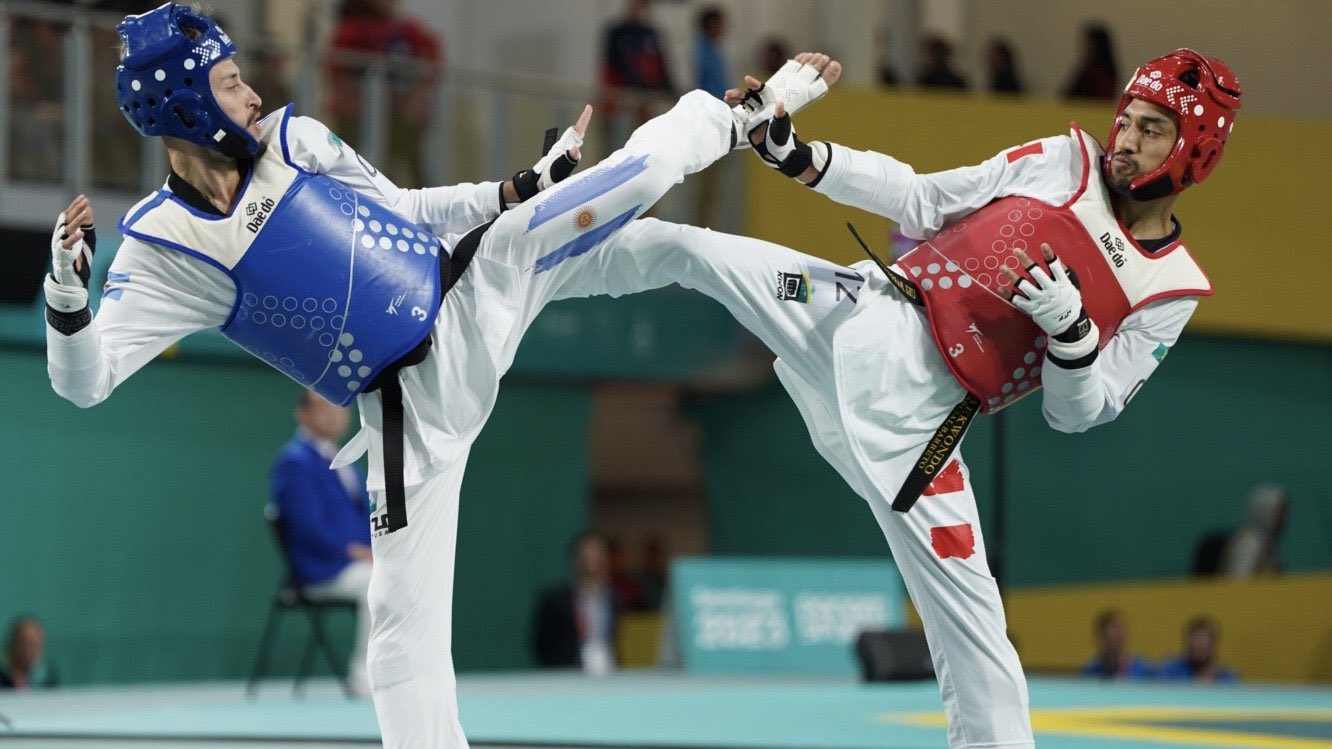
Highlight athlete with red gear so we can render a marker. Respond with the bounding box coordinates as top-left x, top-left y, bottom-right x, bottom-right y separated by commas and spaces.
568, 48, 1242, 748
721, 47, 1242, 748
